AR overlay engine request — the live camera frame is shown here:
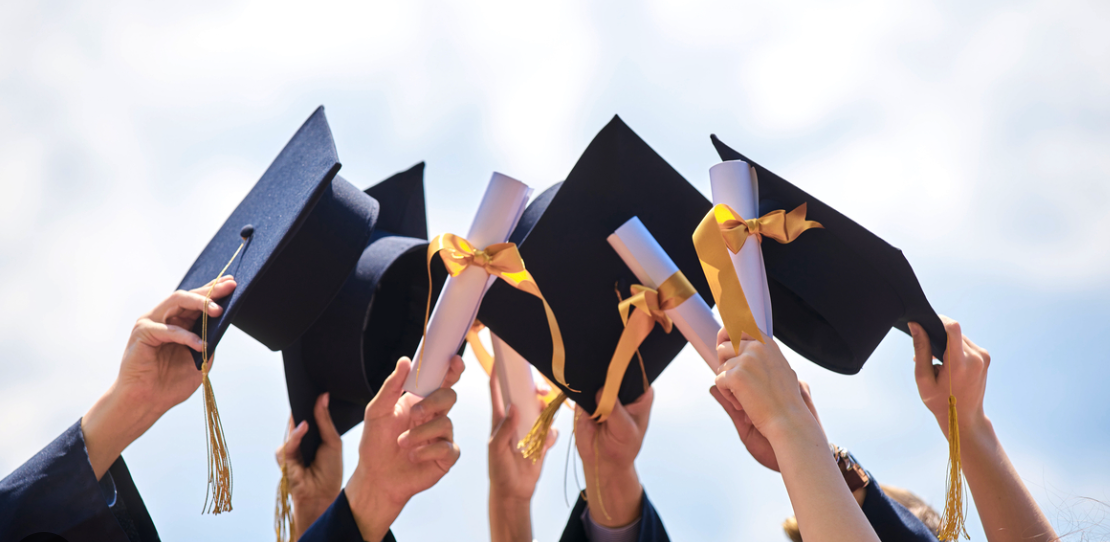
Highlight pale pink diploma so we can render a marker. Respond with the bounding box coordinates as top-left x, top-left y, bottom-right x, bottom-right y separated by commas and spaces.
490, 331, 543, 442
403, 173, 533, 397
708, 161, 773, 337
608, 217, 722, 372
